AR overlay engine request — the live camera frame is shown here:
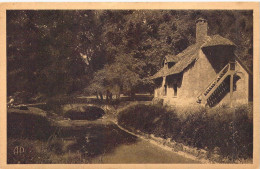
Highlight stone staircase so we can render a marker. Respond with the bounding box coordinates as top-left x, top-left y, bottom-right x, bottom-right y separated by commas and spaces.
197, 62, 235, 106
206, 78, 230, 107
